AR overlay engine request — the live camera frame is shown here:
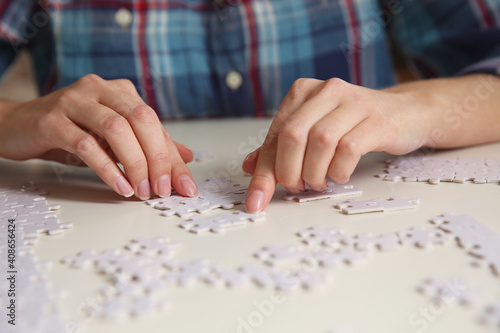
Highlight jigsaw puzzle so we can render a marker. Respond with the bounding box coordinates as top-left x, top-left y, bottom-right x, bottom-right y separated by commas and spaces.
377, 156, 500, 184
